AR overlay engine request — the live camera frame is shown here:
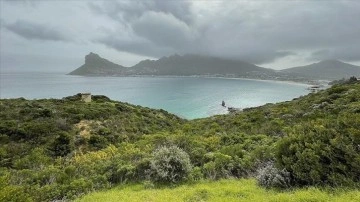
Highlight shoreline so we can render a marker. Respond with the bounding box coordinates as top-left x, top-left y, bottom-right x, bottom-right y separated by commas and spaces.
67, 73, 318, 86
